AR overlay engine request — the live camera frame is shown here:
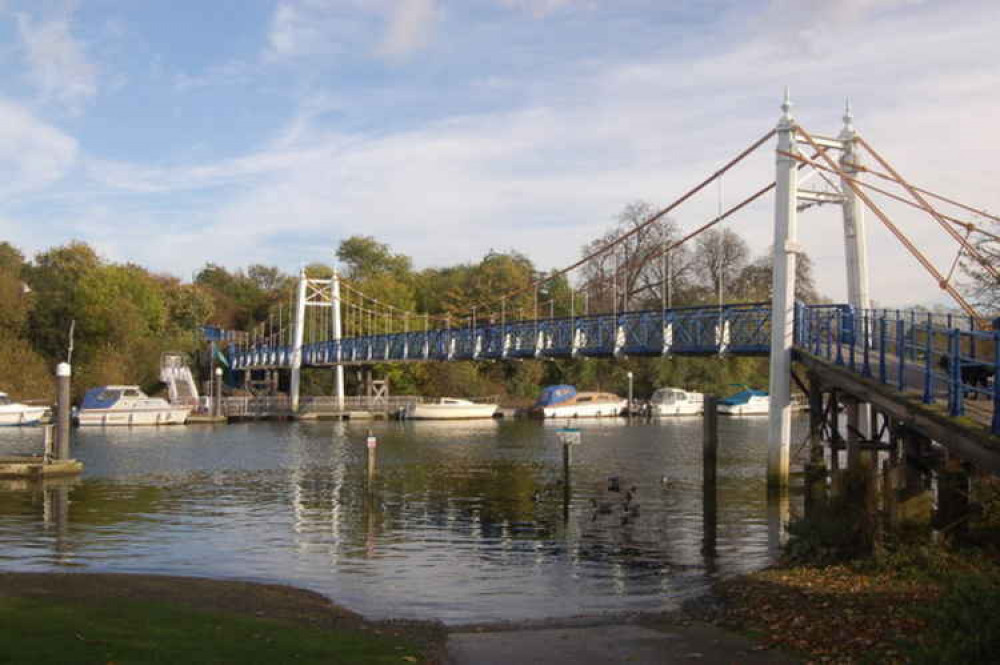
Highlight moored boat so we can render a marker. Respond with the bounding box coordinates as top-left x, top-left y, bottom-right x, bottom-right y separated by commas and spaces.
0, 392, 47, 426
649, 387, 704, 416
77, 386, 191, 426
534, 385, 626, 418
718, 388, 769, 416
404, 398, 498, 420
